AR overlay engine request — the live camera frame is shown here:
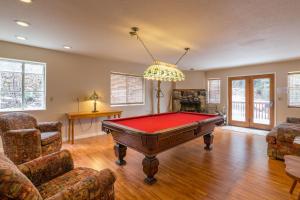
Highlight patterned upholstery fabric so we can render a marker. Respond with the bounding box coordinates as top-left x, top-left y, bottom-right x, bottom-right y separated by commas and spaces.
18, 150, 74, 186
38, 168, 115, 200
41, 138, 62, 156
0, 128, 42, 165
0, 152, 42, 200
0, 112, 37, 131
266, 118, 300, 160
277, 123, 300, 143
0, 112, 62, 164
287, 117, 300, 124
38, 122, 62, 133
0, 150, 116, 200
41, 132, 61, 146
